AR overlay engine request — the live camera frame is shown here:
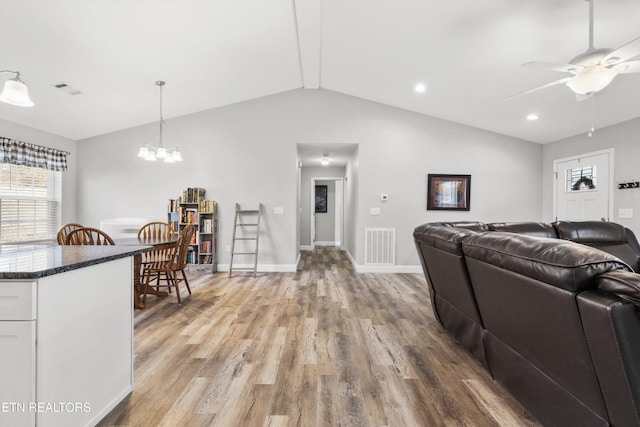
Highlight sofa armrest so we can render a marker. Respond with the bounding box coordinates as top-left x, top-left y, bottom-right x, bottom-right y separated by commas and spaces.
578, 289, 640, 426
597, 270, 640, 305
